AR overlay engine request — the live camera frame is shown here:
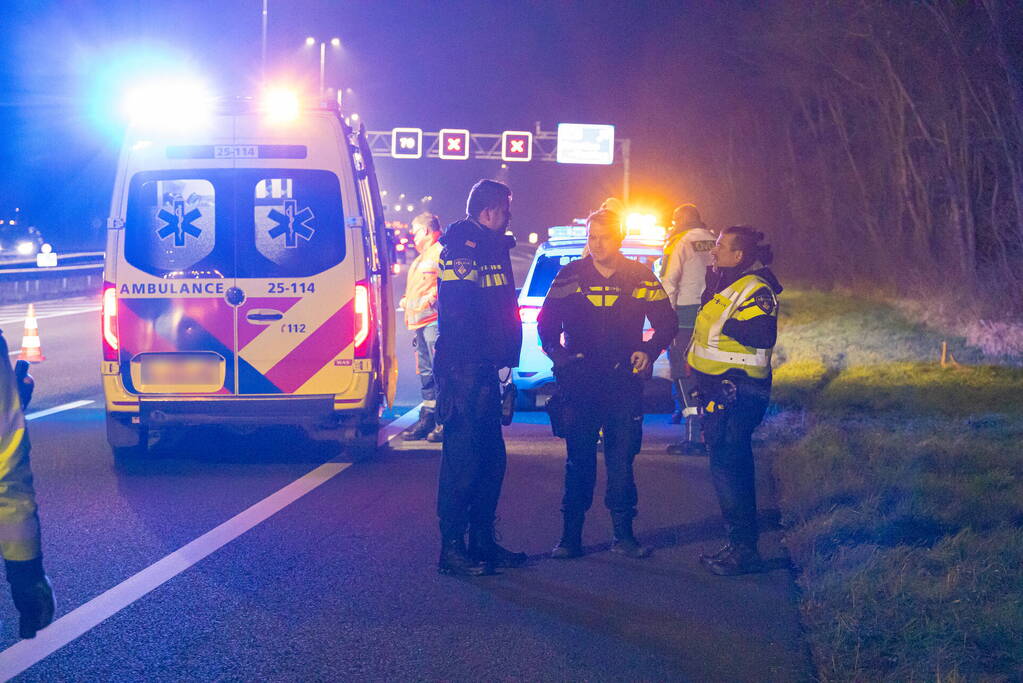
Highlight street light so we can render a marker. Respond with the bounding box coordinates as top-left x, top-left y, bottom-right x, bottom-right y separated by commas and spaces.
304, 36, 340, 99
